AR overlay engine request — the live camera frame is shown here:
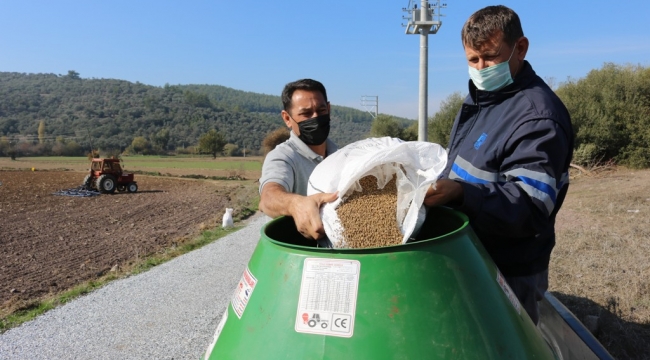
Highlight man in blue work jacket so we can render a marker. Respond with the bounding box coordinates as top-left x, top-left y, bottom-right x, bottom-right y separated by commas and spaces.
424, 5, 574, 325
